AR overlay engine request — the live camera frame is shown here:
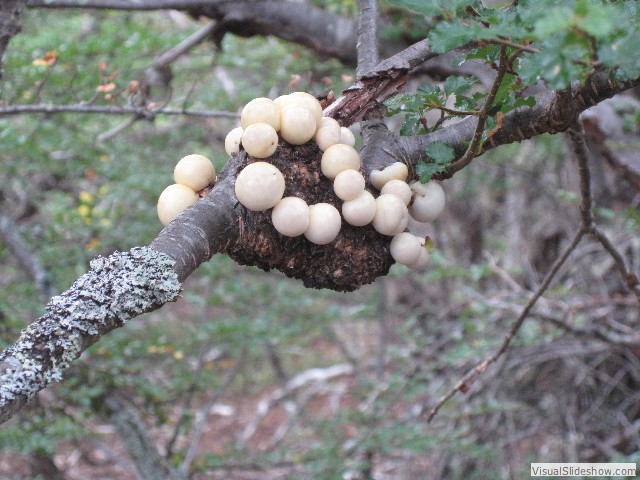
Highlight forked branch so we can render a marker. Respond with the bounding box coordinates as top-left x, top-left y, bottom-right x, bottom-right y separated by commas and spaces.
426, 121, 640, 421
